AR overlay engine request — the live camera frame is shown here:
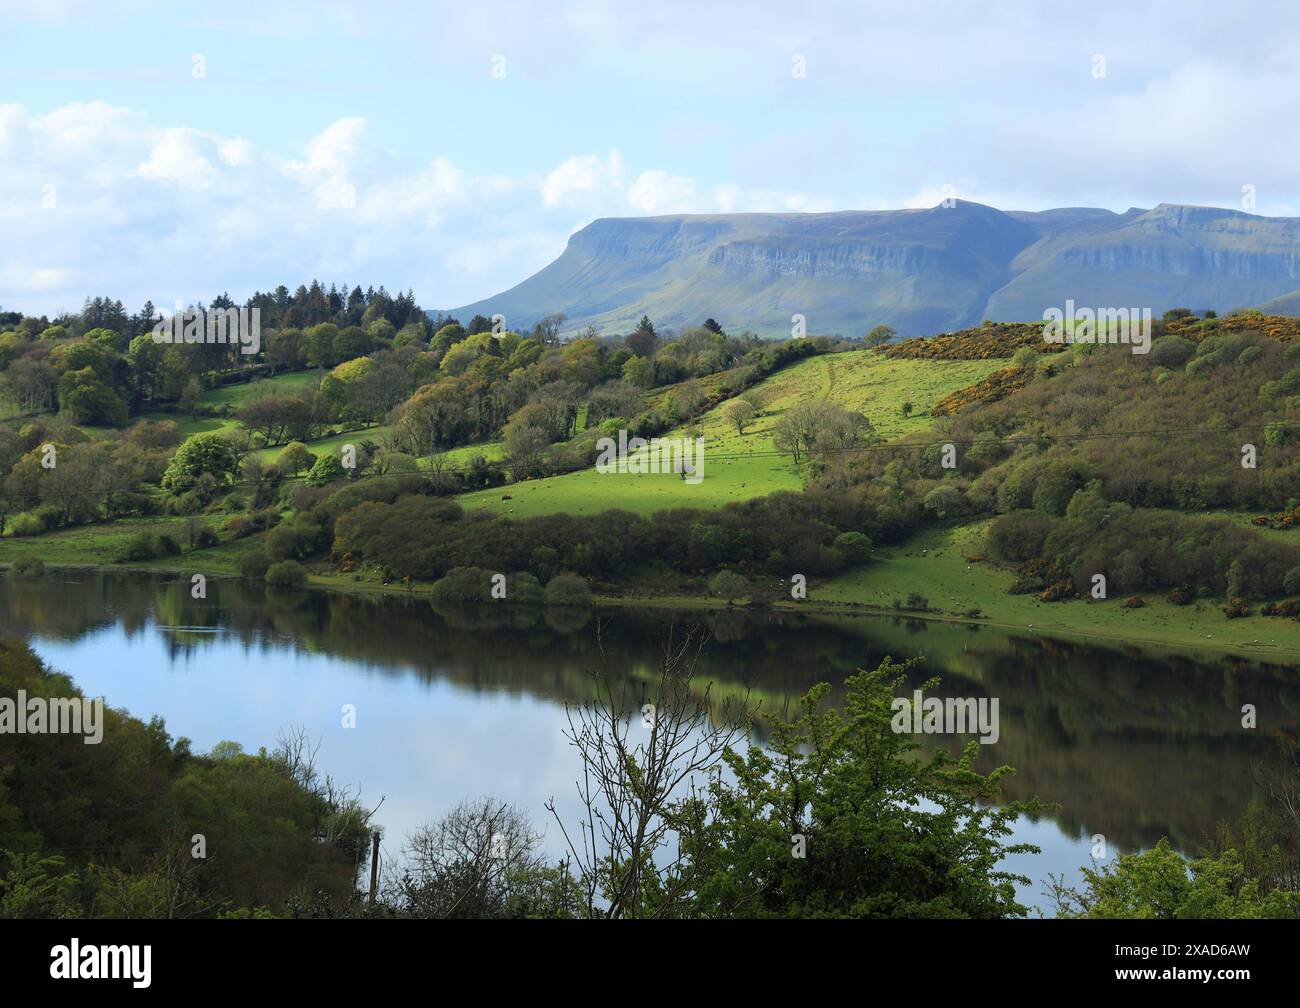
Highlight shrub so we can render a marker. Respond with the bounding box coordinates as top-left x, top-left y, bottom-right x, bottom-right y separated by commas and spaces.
237, 550, 271, 580
116, 532, 158, 562
510, 571, 543, 604
116, 532, 177, 562
265, 560, 307, 588
709, 569, 750, 603
1223, 597, 1251, 619
545, 572, 592, 607
430, 566, 493, 603
1150, 335, 1196, 368
833, 531, 873, 566
193, 526, 220, 549
1121, 596, 1145, 609
266, 523, 301, 562
10, 509, 54, 537
1168, 585, 1195, 606
306, 454, 347, 486
12, 556, 45, 577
